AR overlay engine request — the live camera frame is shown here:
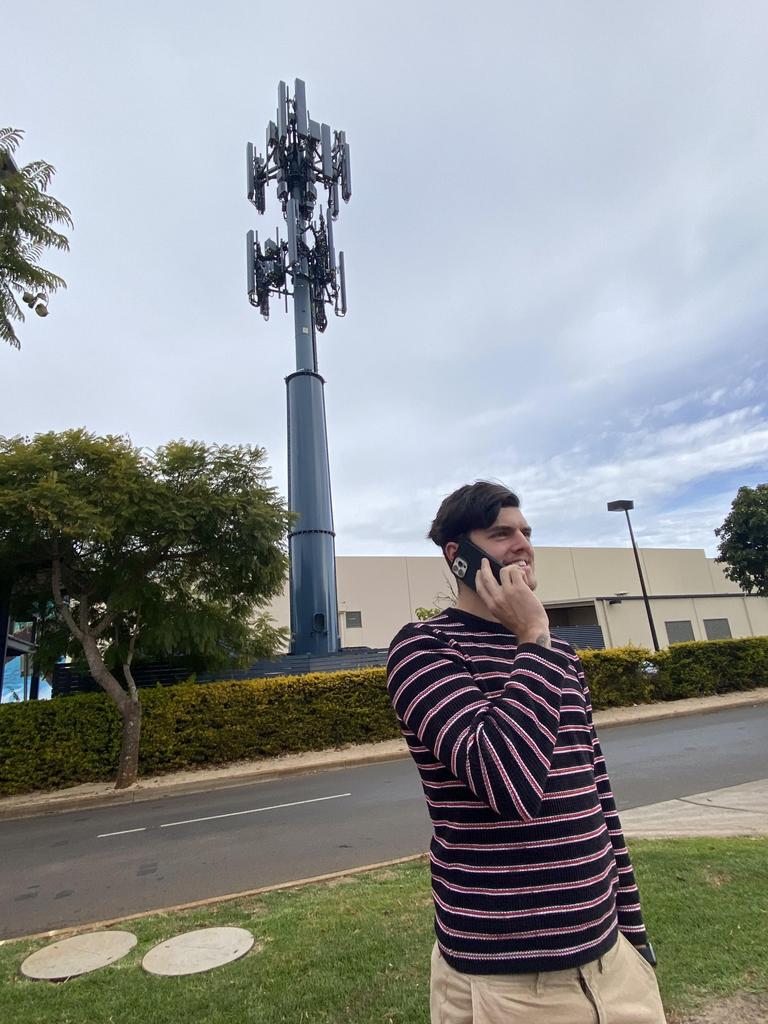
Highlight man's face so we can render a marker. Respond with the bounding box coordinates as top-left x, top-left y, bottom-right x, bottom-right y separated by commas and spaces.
469, 506, 537, 591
